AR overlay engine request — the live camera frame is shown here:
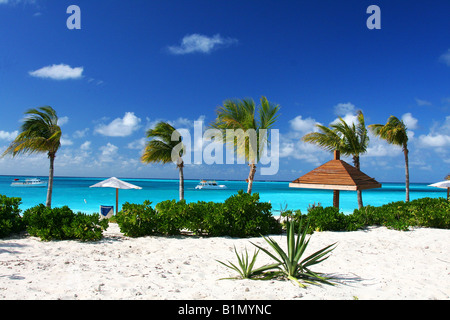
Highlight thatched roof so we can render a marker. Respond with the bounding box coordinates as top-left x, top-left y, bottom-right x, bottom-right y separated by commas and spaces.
289, 151, 381, 191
